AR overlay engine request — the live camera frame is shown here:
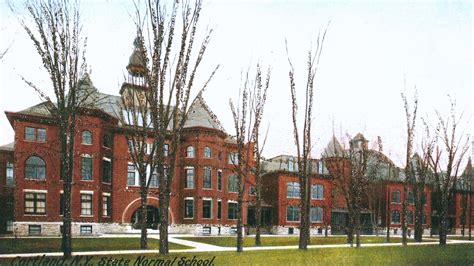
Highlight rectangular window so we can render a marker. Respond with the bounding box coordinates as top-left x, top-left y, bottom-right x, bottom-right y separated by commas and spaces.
186, 168, 195, 188
81, 157, 93, 181
103, 195, 111, 217
407, 190, 414, 204
310, 207, 323, 222
287, 182, 300, 198
164, 144, 169, 156
228, 202, 238, 220
184, 199, 194, 218
217, 170, 223, 191
102, 159, 112, 183
80, 225, 93, 235
311, 184, 324, 199
228, 153, 239, 165
202, 200, 212, 219
217, 201, 222, 220
249, 186, 256, 196
127, 164, 136, 186
81, 193, 93, 216
150, 170, 159, 187
203, 167, 212, 189
37, 128, 46, 142
6, 162, 13, 186
28, 225, 41, 236
24, 192, 46, 214
25, 127, 36, 141
60, 193, 64, 216
228, 175, 238, 193
287, 205, 300, 222
6, 220, 13, 232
